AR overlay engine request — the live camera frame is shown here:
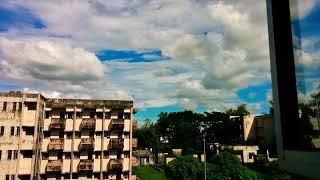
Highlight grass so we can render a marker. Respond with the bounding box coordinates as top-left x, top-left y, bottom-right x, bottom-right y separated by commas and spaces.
132, 165, 169, 180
